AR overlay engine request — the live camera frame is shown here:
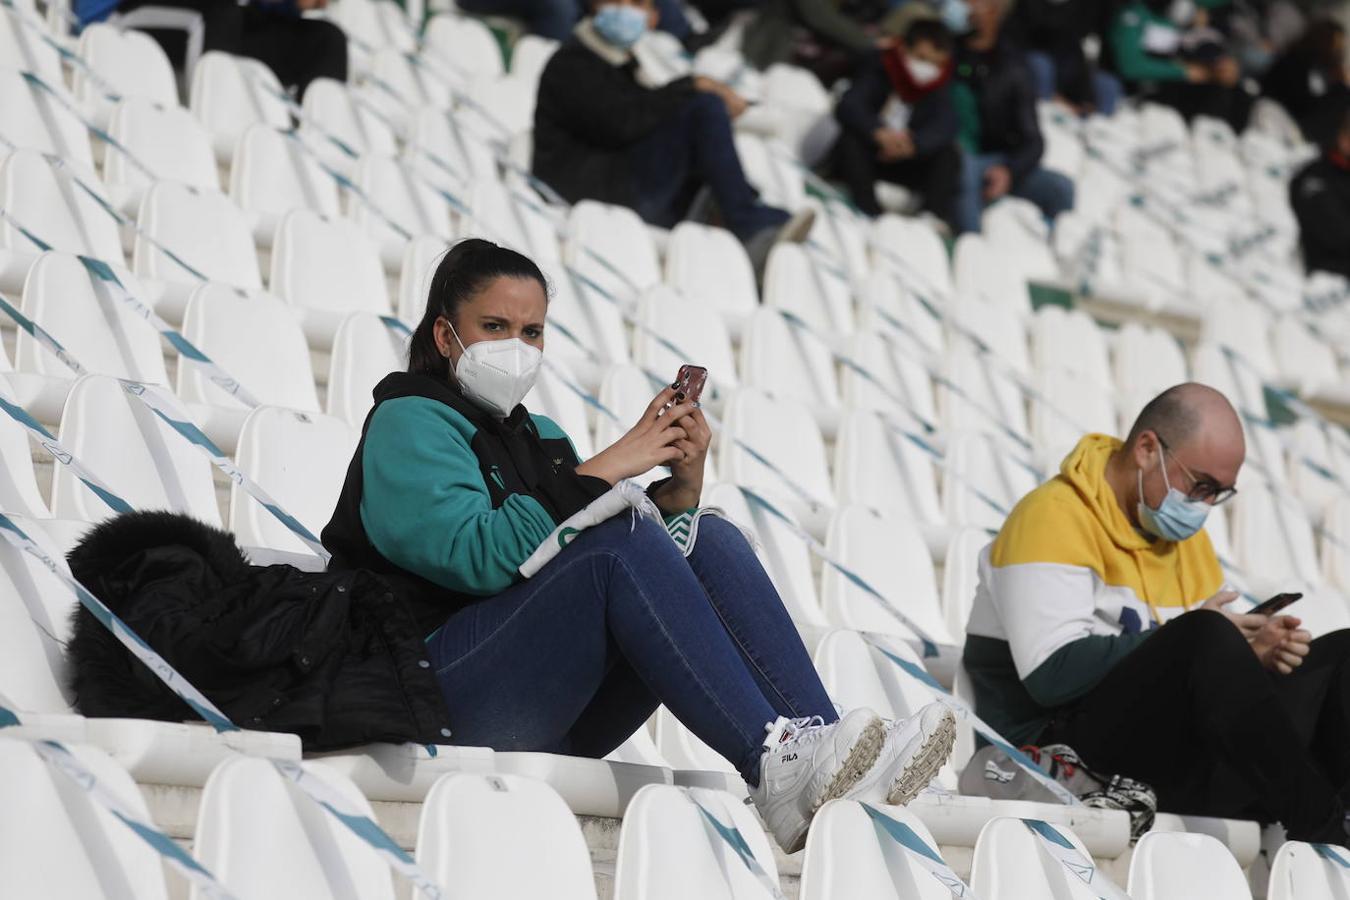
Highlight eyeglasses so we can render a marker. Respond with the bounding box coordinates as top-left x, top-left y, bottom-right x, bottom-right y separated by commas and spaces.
1158, 437, 1238, 505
